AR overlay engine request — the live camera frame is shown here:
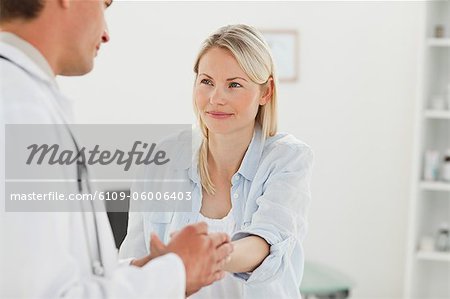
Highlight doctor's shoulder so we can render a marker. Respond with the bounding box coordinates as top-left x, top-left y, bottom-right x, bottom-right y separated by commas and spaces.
0, 60, 54, 124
